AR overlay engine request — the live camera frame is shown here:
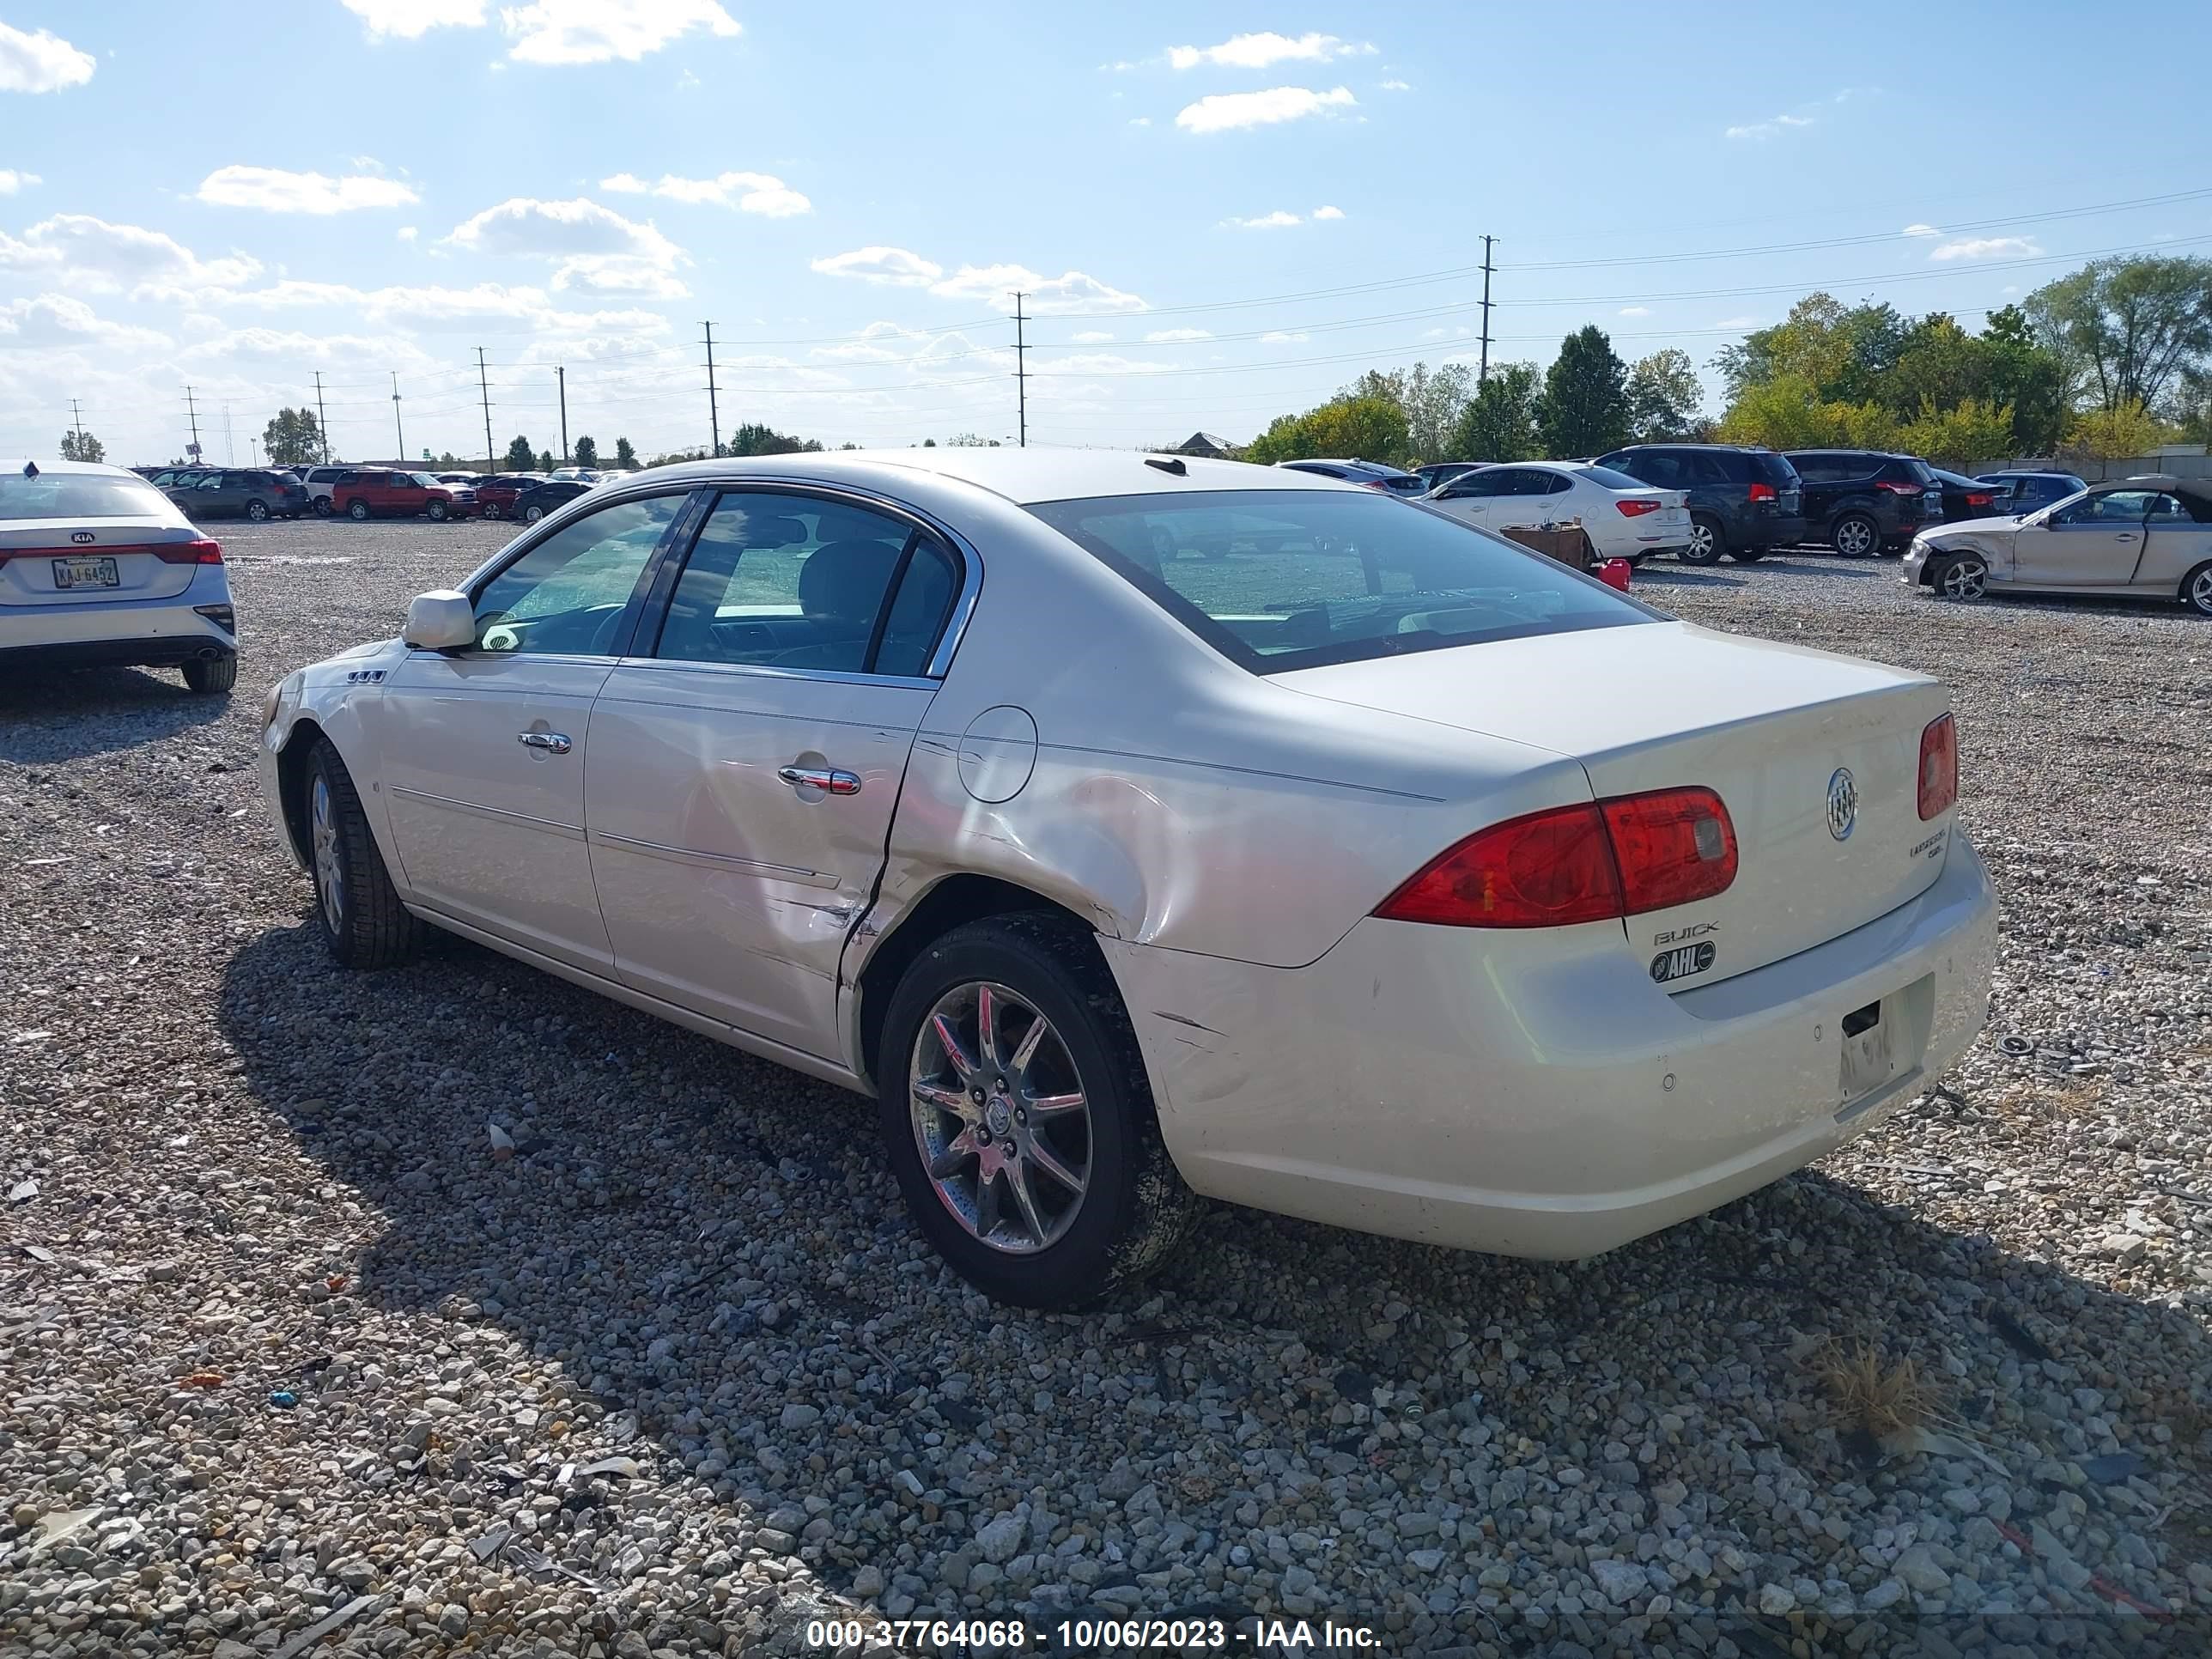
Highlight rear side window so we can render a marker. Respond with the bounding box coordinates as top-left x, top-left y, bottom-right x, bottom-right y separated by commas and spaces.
0, 473, 179, 520
1625, 452, 1680, 486
1030, 488, 1654, 674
